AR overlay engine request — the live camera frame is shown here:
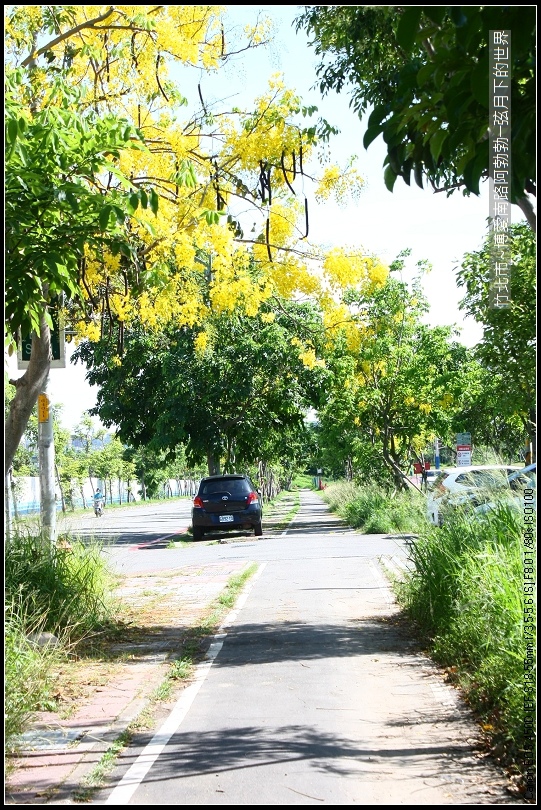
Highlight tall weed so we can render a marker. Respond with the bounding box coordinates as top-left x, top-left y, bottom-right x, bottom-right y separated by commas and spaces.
4, 597, 66, 750
397, 503, 534, 768
5, 529, 122, 753
322, 480, 426, 534
5, 529, 119, 638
